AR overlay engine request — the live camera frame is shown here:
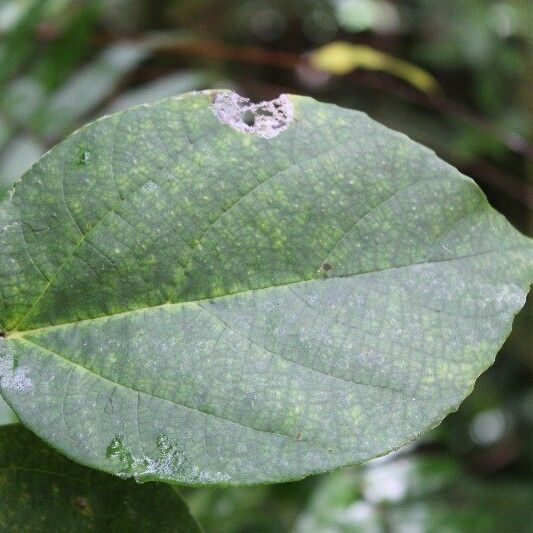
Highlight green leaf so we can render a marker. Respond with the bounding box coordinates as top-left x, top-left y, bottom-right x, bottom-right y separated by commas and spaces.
0, 0, 51, 87
295, 455, 533, 532
33, 43, 149, 141
0, 424, 200, 531
0, 90, 532, 485
0, 135, 44, 194
102, 71, 215, 115
0, 394, 17, 426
